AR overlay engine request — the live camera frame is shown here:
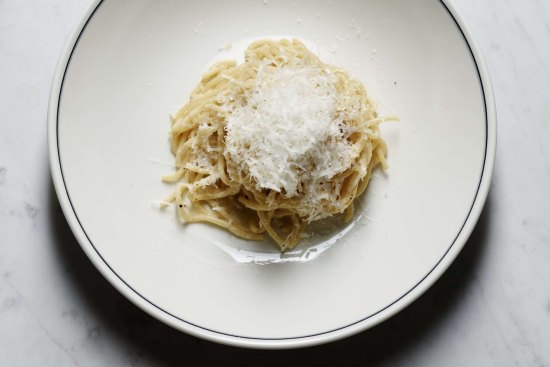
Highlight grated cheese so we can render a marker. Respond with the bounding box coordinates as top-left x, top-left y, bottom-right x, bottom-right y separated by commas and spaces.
224, 64, 358, 218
